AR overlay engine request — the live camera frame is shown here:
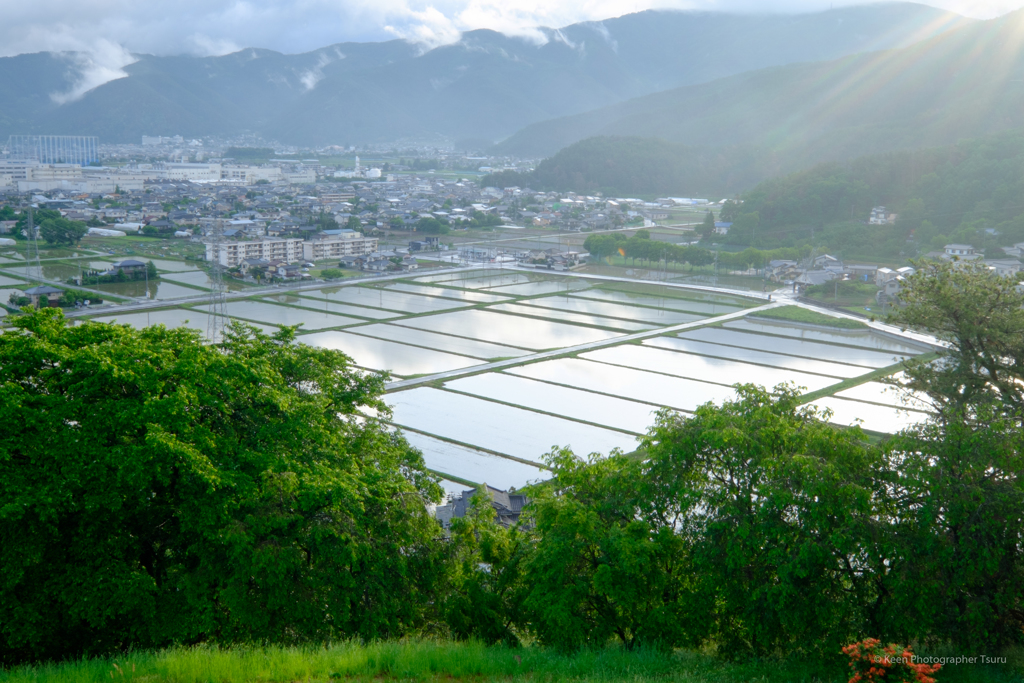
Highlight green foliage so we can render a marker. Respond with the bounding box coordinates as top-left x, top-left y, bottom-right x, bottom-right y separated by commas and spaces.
320, 268, 344, 280
583, 233, 713, 268
14, 208, 61, 240
0, 310, 445, 664
416, 217, 450, 235
522, 448, 701, 651
38, 217, 88, 245
643, 385, 876, 657
443, 492, 529, 647
876, 262, 1024, 647
482, 137, 773, 197
733, 130, 1024, 255
752, 305, 867, 329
